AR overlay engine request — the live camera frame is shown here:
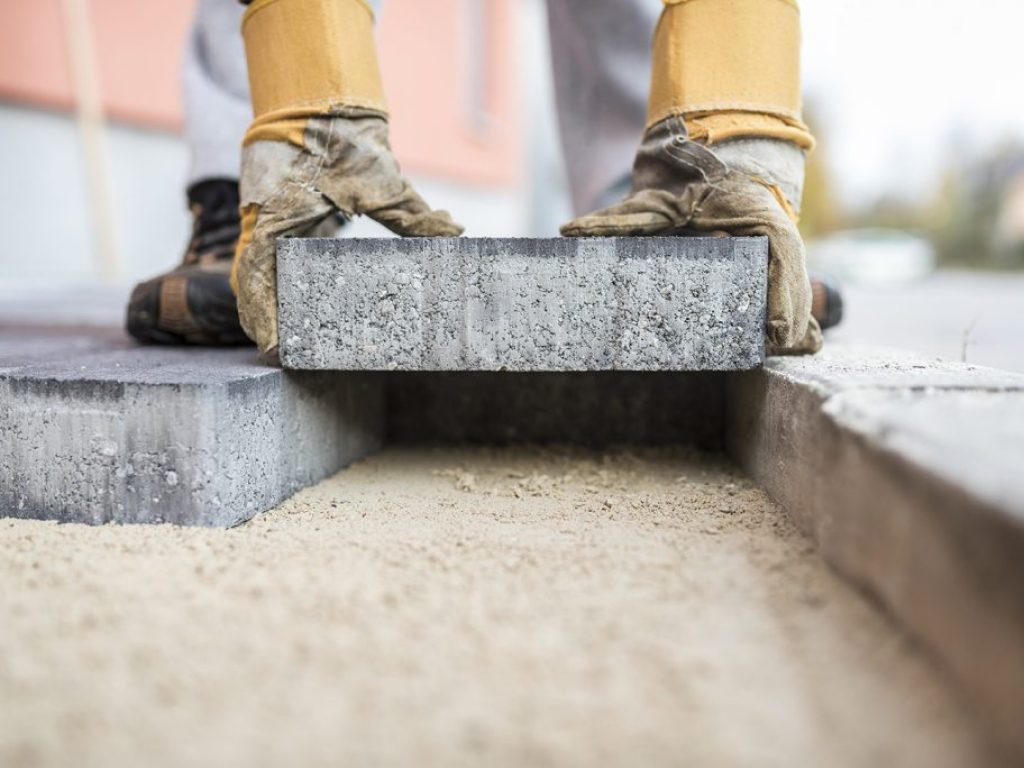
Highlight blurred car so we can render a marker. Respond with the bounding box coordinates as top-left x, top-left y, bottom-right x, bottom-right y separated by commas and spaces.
807, 228, 936, 285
